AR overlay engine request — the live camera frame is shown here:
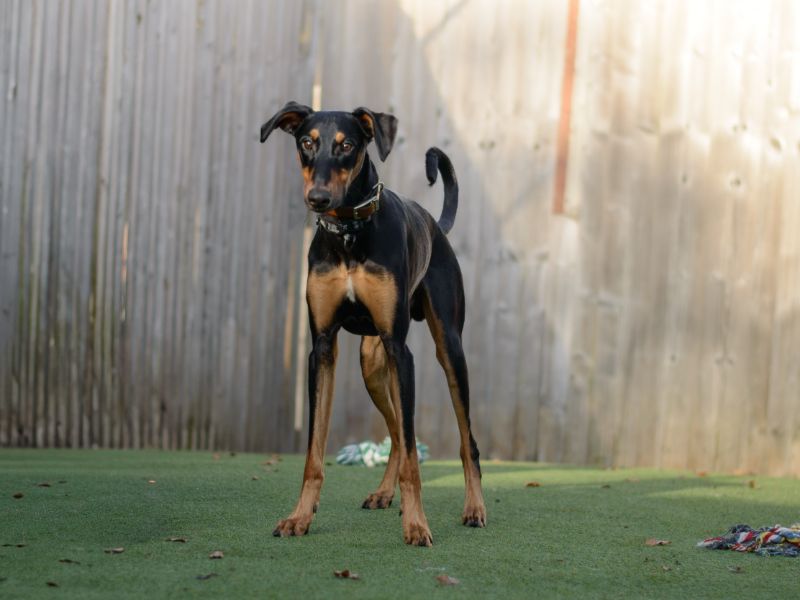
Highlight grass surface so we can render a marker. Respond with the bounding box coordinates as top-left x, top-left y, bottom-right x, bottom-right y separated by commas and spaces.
1, 449, 799, 599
